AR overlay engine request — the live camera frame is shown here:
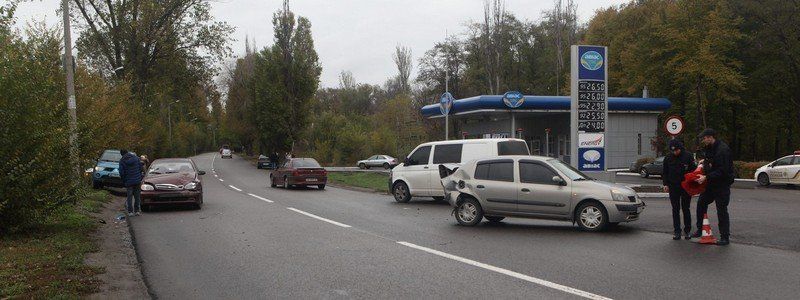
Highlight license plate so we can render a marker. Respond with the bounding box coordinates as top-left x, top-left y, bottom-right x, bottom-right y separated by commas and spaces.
306, 178, 318, 182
